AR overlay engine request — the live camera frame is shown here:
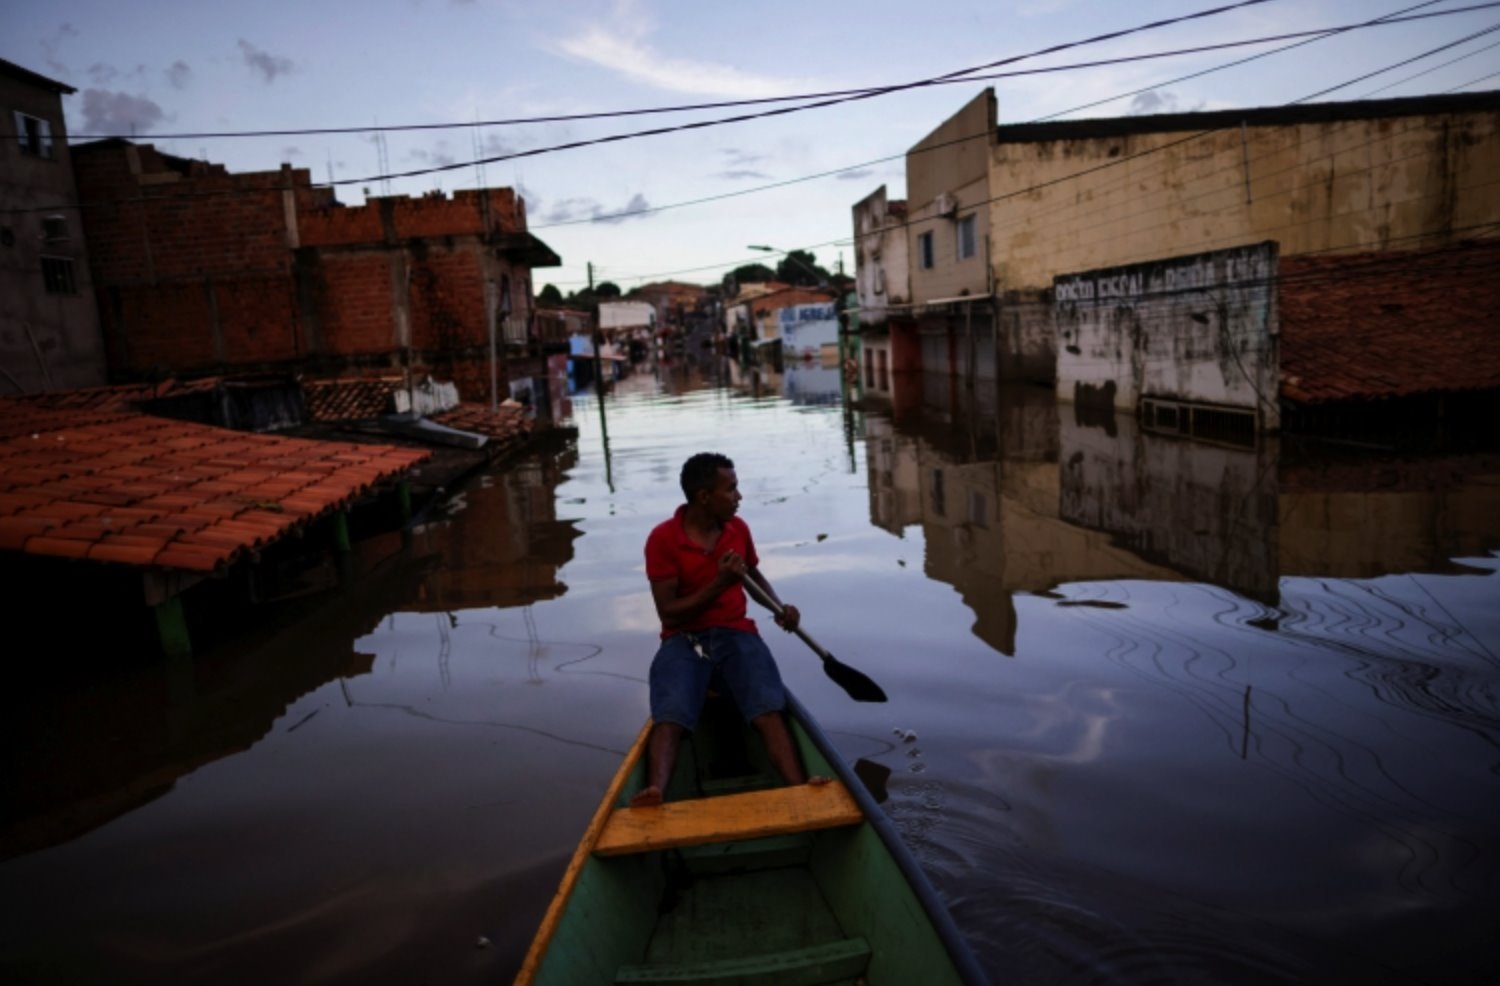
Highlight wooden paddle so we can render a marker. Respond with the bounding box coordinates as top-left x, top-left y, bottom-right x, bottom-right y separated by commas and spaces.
742, 577, 888, 703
